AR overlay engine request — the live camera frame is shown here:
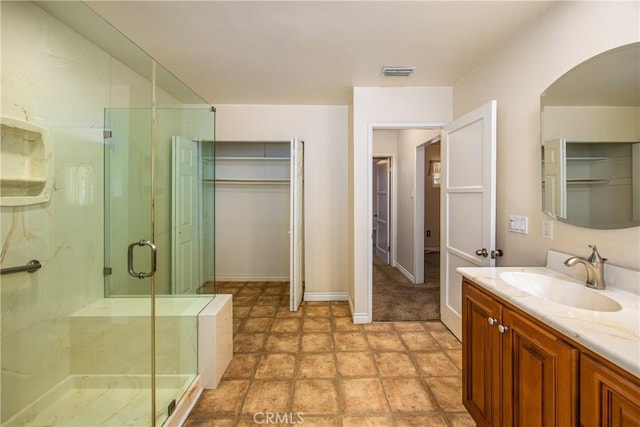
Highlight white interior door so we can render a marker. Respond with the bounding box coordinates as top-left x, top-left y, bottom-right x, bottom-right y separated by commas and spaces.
414, 146, 425, 283
375, 159, 391, 263
171, 136, 200, 294
441, 100, 497, 339
290, 138, 304, 311
543, 138, 567, 218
